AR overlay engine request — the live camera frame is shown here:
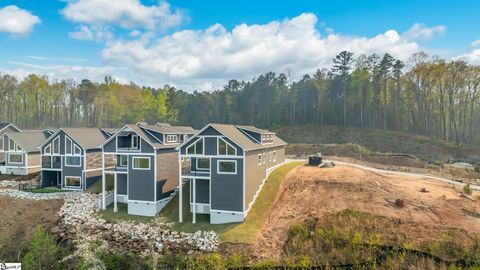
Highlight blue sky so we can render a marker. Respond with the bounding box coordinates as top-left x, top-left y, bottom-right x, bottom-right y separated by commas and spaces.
0, 0, 479, 90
